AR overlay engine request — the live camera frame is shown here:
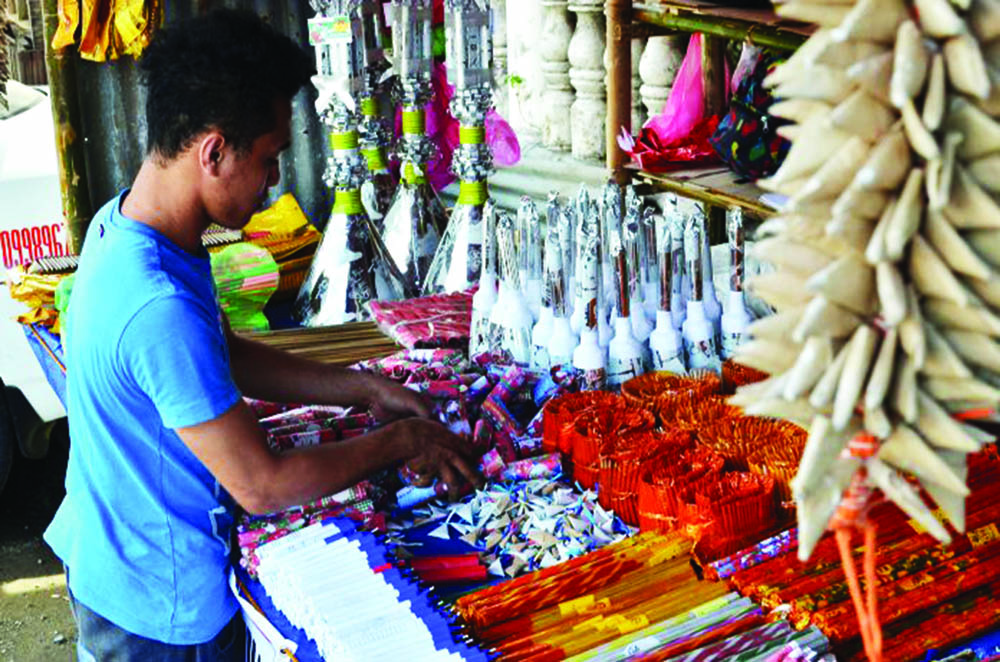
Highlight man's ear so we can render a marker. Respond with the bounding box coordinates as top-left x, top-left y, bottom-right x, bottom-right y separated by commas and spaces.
197, 132, 227, 176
